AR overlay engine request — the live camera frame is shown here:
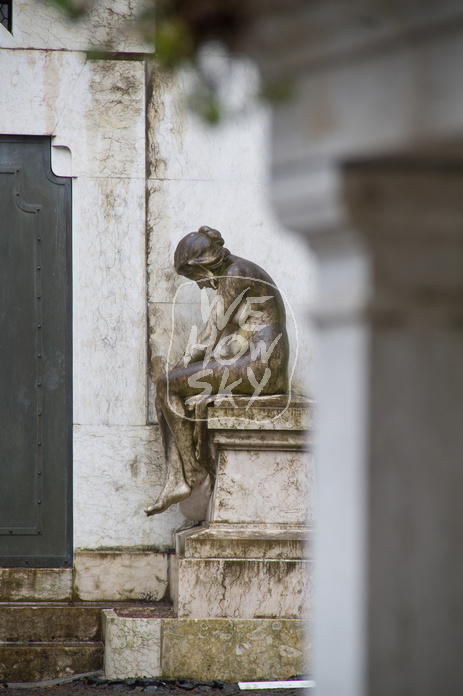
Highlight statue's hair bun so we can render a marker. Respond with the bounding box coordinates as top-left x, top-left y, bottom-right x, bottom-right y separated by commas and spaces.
198, 226, 224, 247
